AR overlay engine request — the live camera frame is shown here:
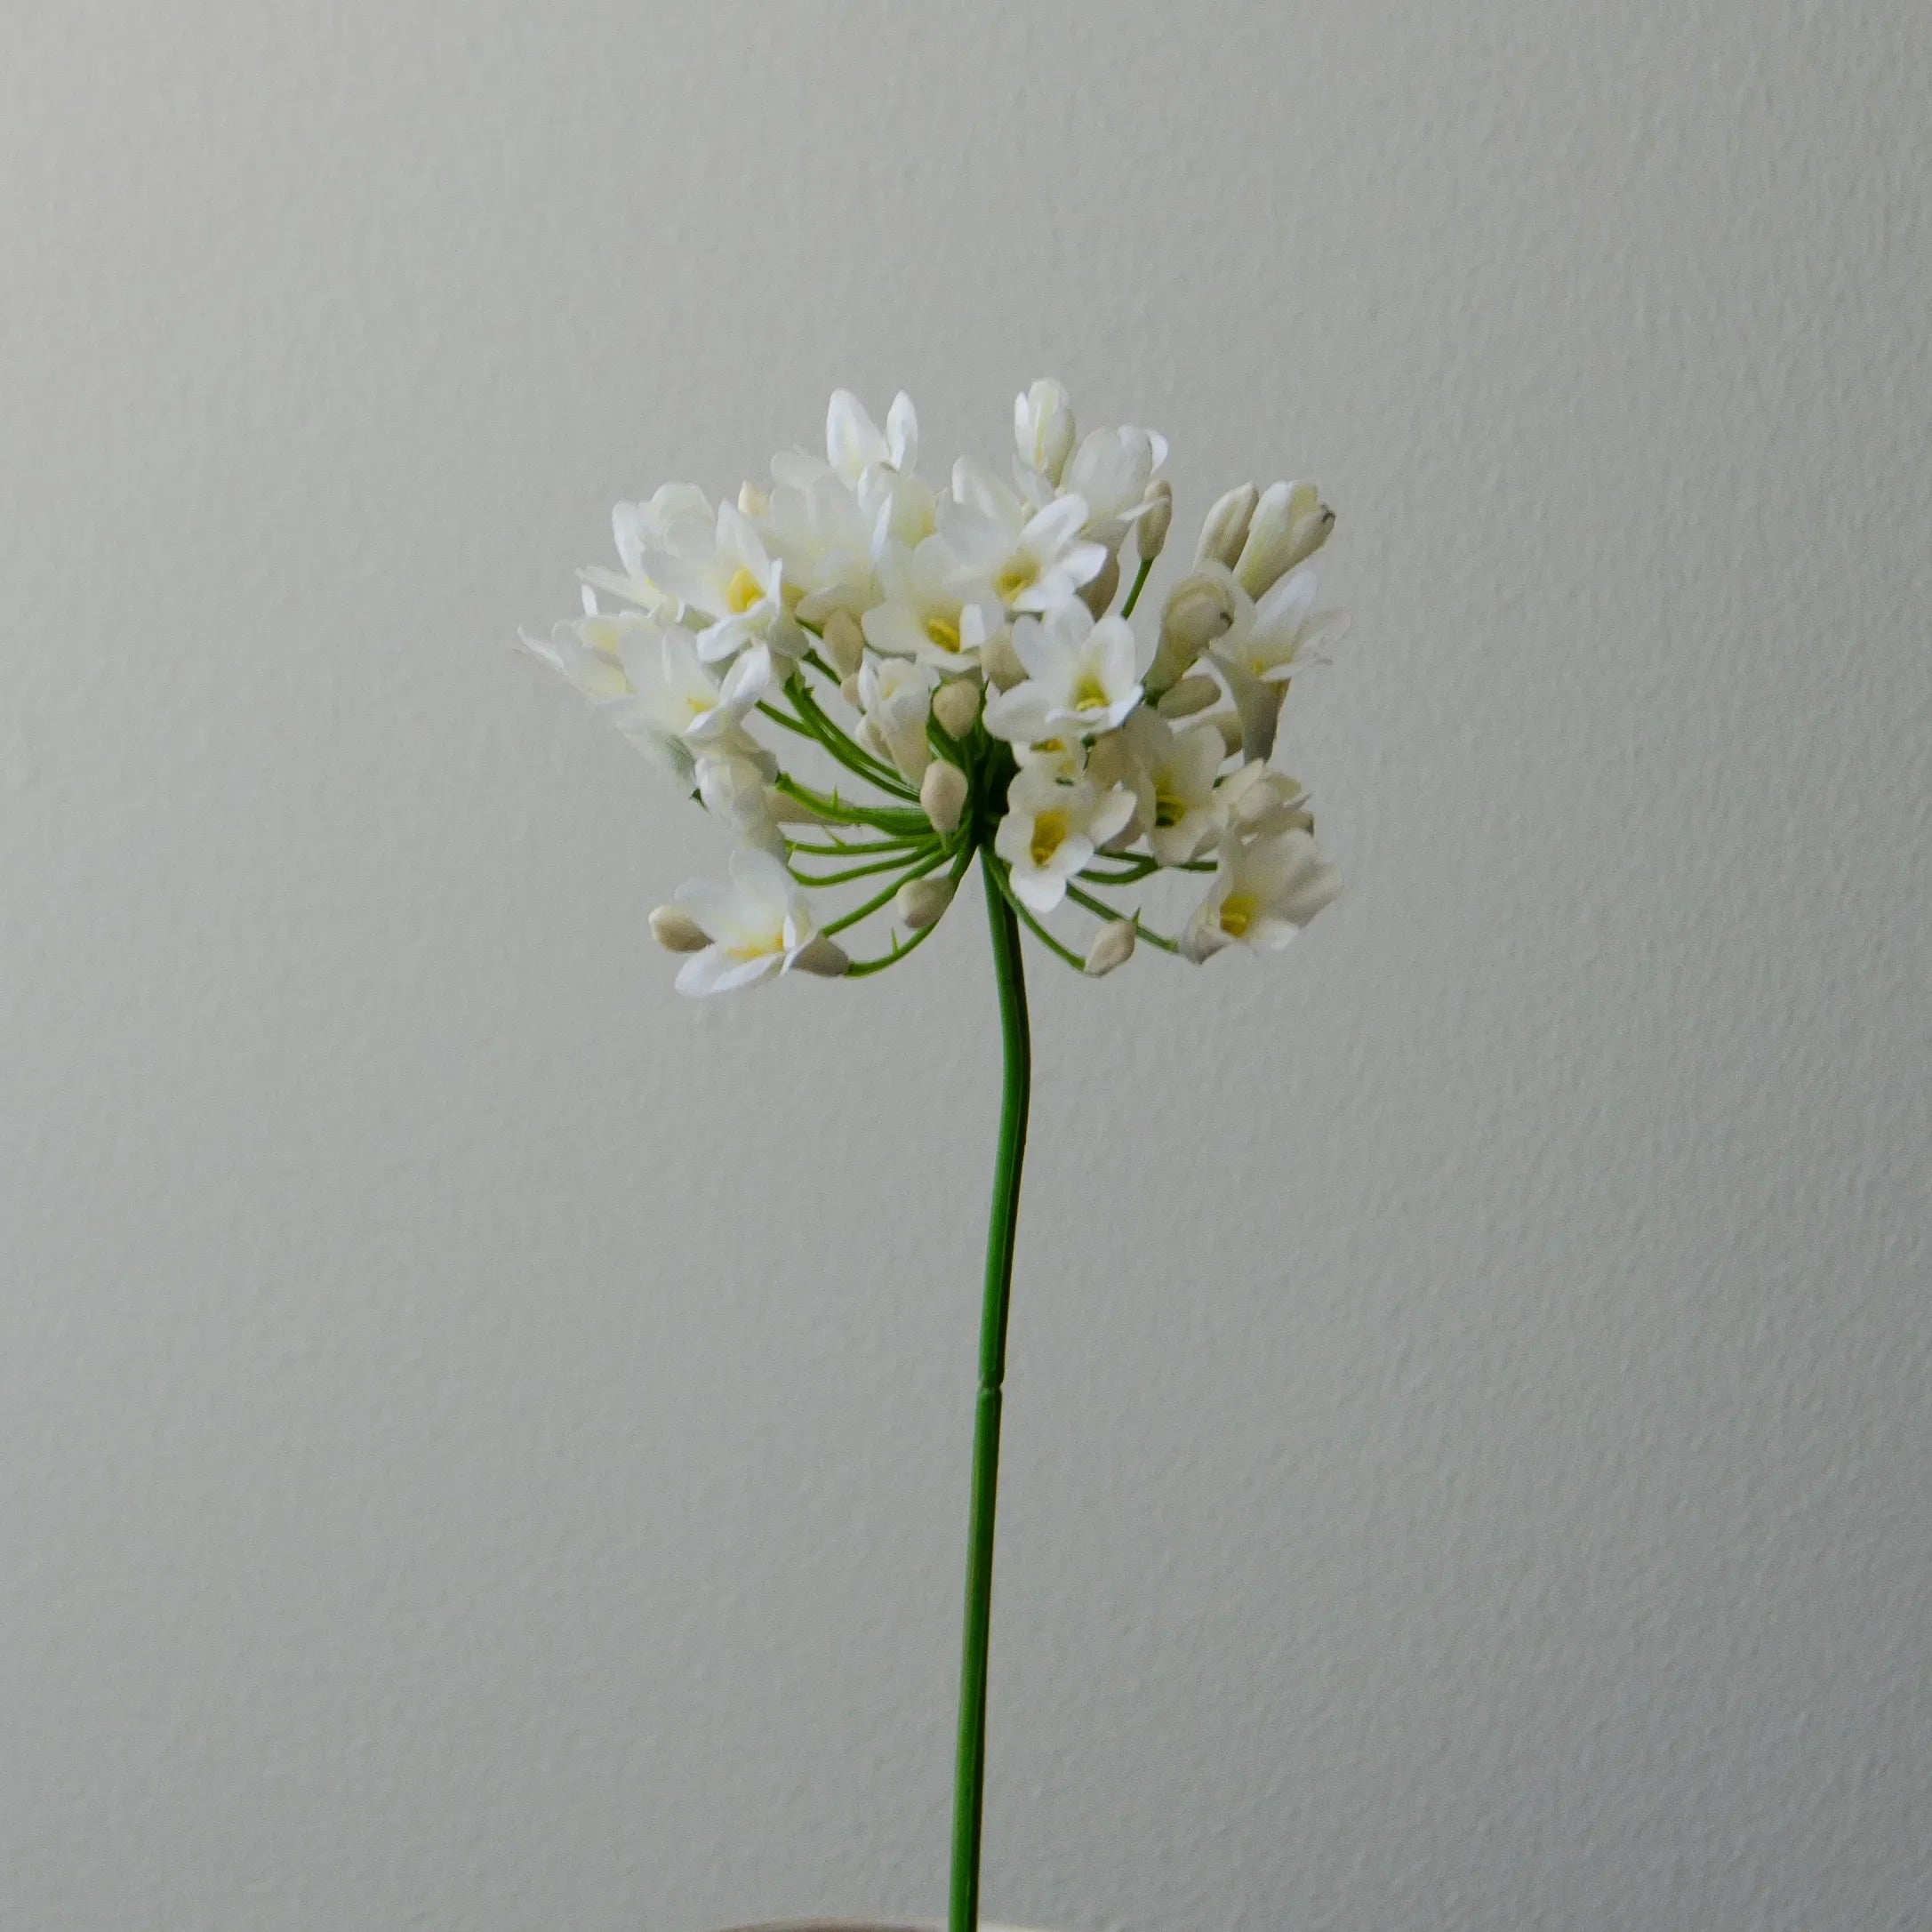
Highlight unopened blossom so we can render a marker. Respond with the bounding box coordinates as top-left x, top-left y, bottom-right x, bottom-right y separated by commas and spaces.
857, 653, 937, 783
1014, 379, 1077, 486
826, 388, 918, 486
1146, 568, 1237, 691
897, 876, 957, 930
863, 535, 1004, 672
993, 766, 1135, 913
1181, 829, 1341, 962
1083, 918, 1137, 977
932, 678, 982, 739
982, 601, 1143, 743
670, 848, 842, 996
1206, 565, 1345, 764
1234, 481, 1334, 598
1195, 483, 1259, 571
920, 759, 969, 836
1136, 480, 1174, 565
939, 459, 1108, 613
